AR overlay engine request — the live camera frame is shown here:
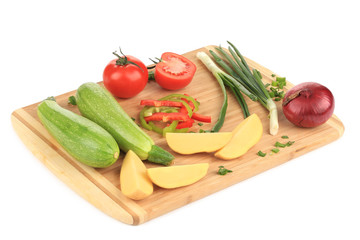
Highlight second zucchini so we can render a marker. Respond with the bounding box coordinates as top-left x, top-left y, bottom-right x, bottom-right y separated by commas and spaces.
75, 82, 174, 165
